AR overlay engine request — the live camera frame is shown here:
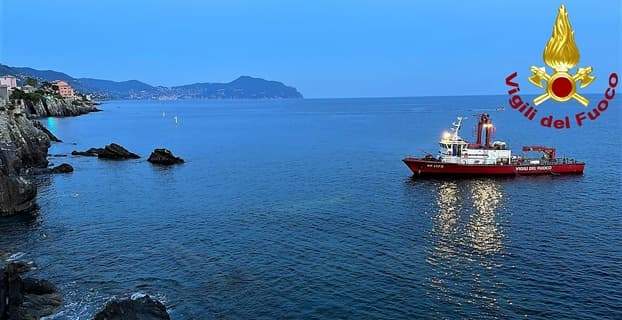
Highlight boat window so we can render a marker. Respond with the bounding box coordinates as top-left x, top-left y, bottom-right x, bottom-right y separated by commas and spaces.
452, 144, 462, 156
